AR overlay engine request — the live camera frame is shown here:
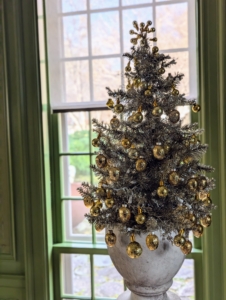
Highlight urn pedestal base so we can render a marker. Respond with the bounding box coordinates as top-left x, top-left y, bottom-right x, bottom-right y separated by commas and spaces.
118, 290, 180, 300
